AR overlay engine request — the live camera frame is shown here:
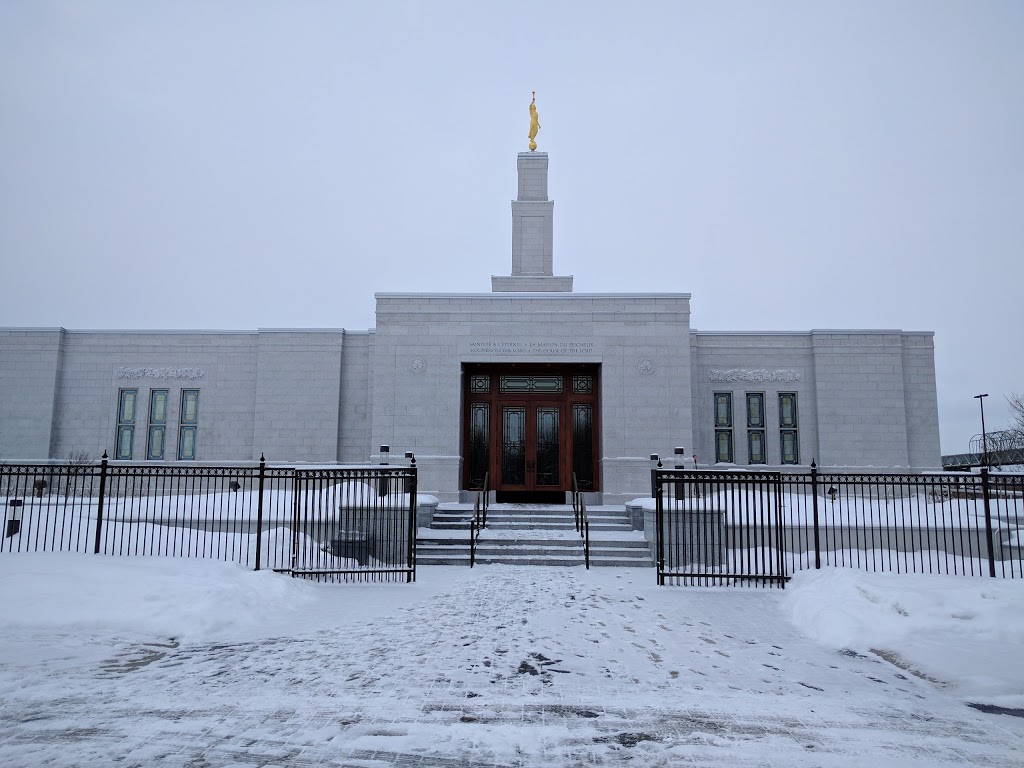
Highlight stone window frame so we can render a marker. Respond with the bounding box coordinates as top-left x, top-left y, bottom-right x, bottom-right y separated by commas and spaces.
147, 389, 169, 461
778, 392, 799, 464
746, 392, 766, 465
115, 388, 137, 460
713, 392, 734, 463
178, 389, 200, 461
